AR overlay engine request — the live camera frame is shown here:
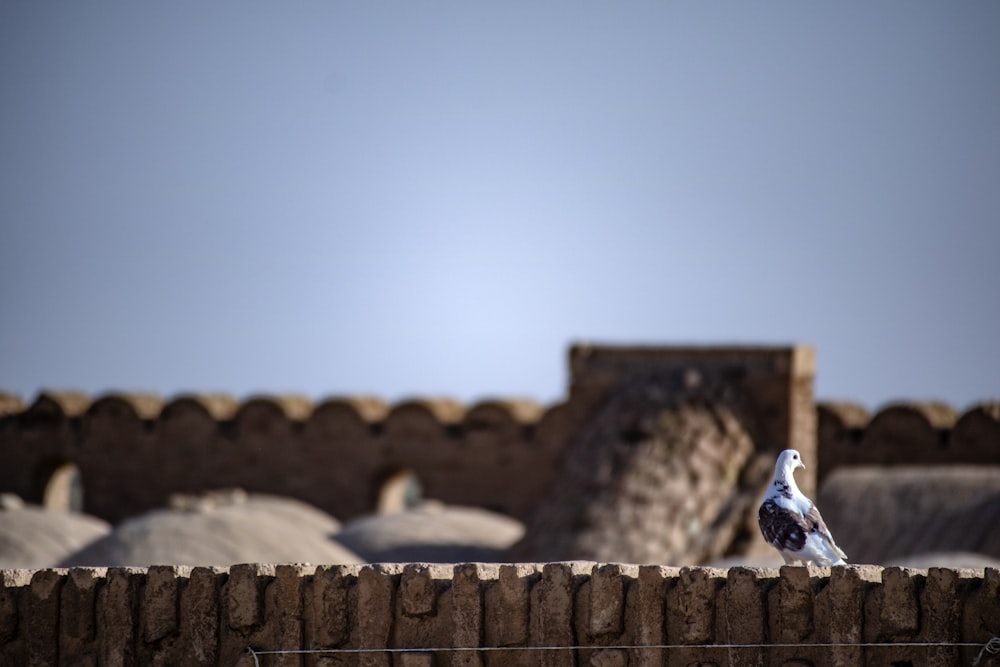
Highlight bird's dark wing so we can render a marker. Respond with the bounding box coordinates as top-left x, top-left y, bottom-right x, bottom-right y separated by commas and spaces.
758, 499, 809, 552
